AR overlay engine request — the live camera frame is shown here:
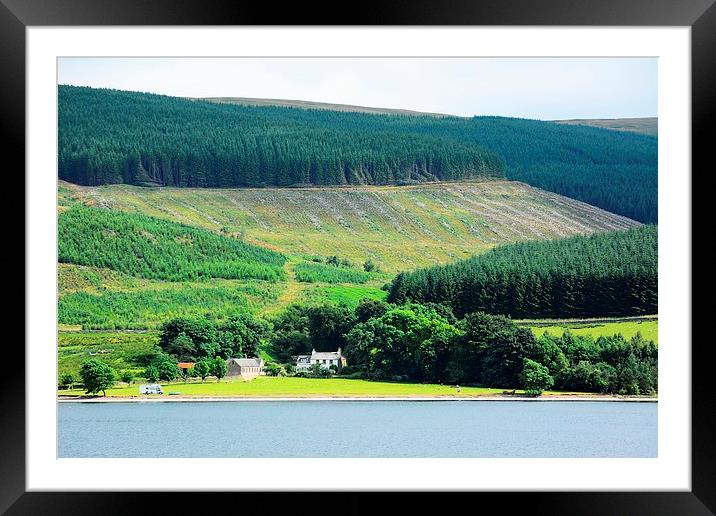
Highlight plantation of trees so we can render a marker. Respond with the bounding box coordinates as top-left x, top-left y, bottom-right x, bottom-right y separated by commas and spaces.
387, 225, 657, 319
58, 86, 505, 189
58, 204, 286, 282
294, 261, 371, 284
459, 117, 657, 222
58, 283, 274, 330
58, 86, 656, 222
